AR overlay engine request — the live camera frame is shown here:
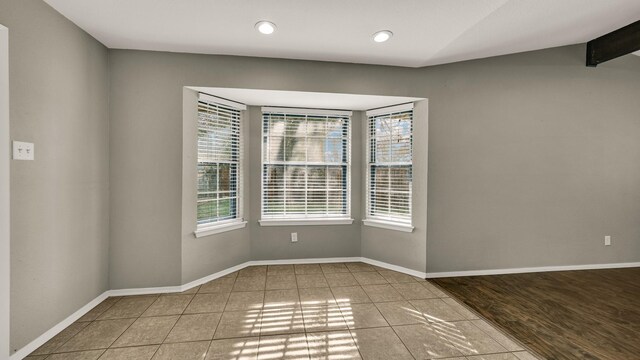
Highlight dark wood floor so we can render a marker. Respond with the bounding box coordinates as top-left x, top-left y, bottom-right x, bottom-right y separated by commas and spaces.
433, 267, 640, 360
